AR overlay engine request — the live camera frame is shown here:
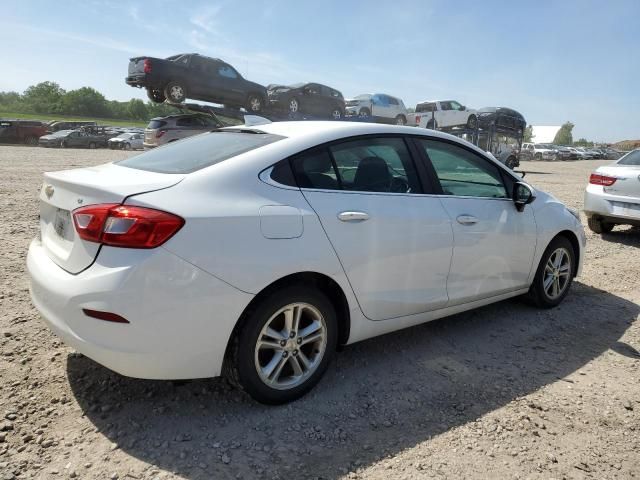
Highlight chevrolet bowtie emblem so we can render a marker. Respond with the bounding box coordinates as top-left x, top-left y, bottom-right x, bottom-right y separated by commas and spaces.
44, 185, 54, 199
